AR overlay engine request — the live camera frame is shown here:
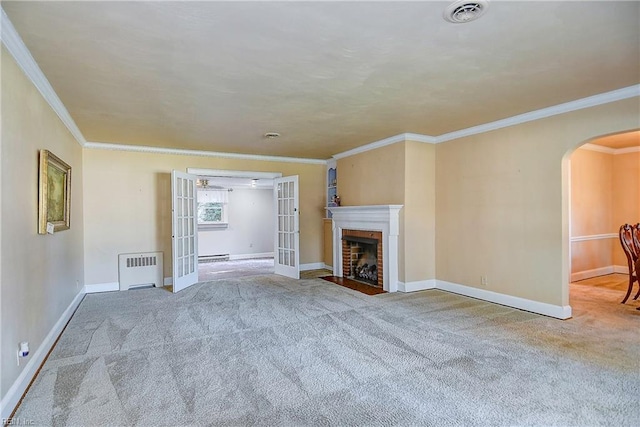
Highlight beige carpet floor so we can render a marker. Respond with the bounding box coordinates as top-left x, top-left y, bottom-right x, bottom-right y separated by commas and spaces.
11, 273, 639, 426
198, 258, 275, 281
